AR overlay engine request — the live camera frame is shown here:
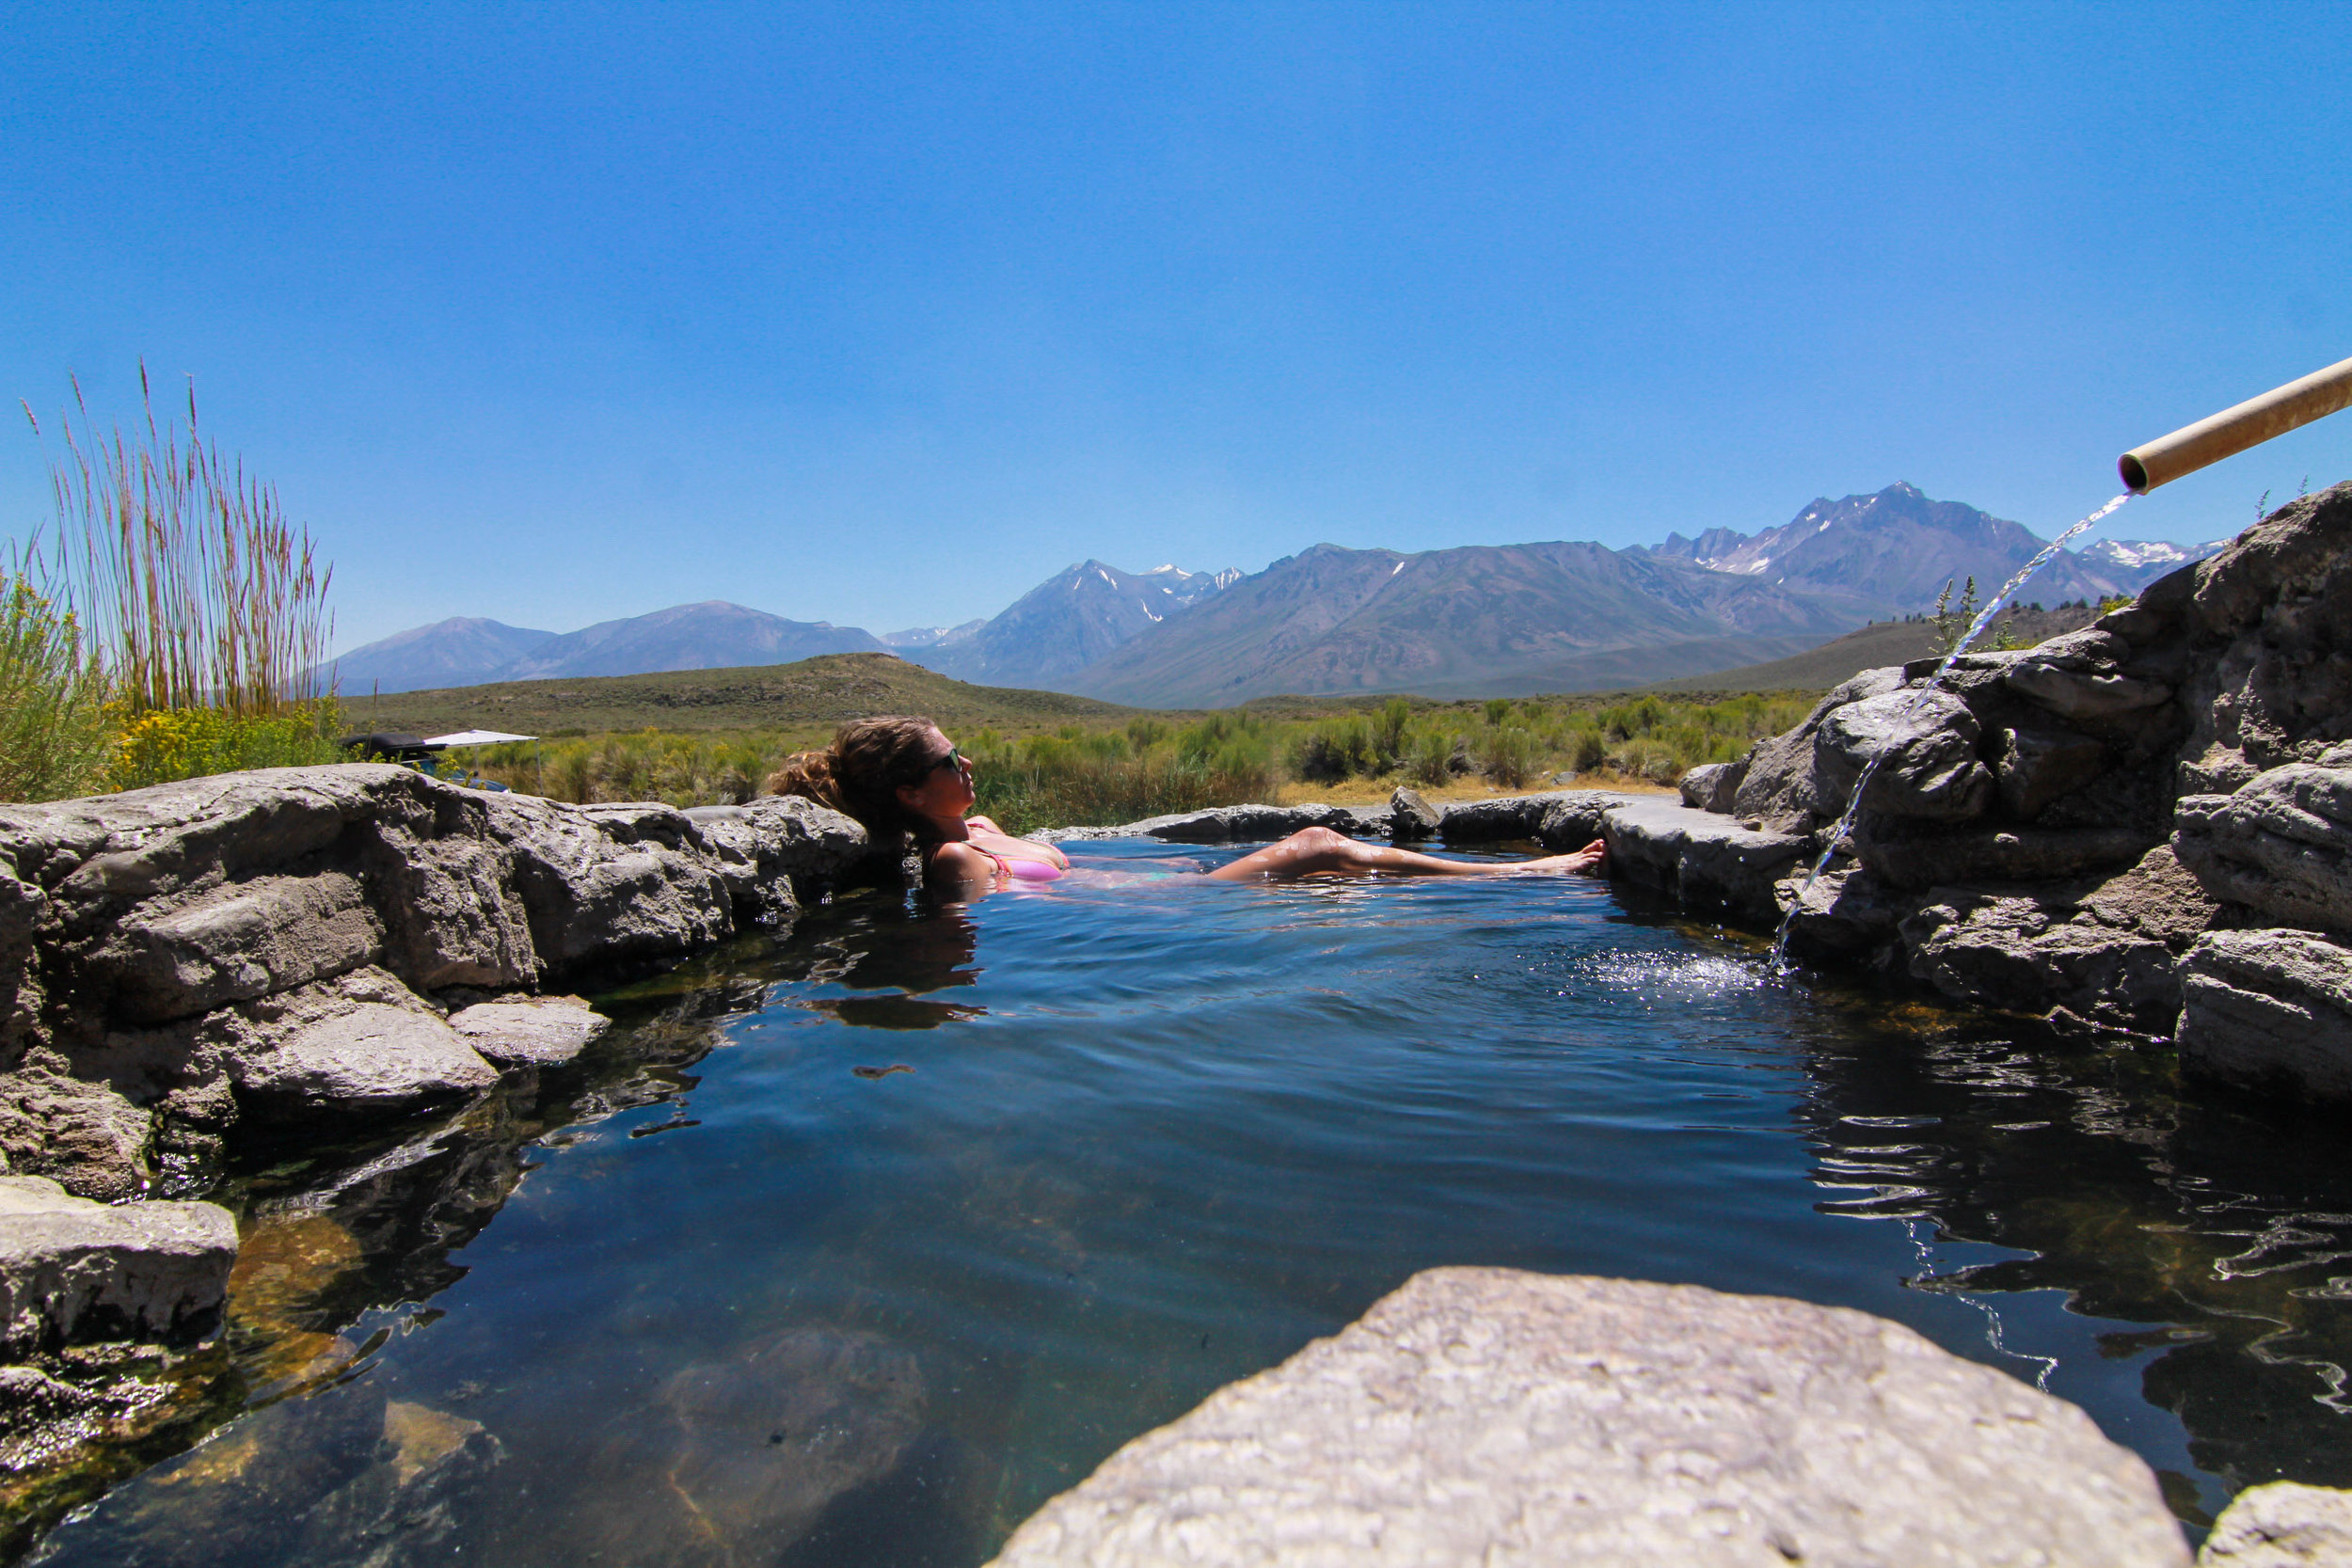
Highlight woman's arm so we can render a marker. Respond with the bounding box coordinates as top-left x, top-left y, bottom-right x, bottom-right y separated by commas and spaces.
925, 841, 999, 896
